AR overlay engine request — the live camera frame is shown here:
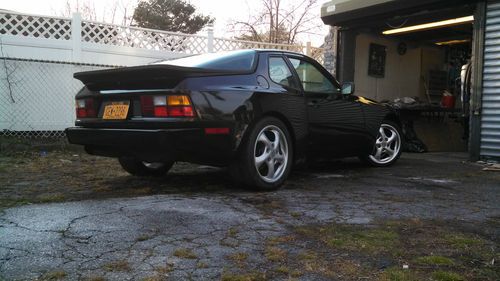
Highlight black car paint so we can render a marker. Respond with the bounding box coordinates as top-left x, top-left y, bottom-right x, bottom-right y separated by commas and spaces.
67, 50, 395, 167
